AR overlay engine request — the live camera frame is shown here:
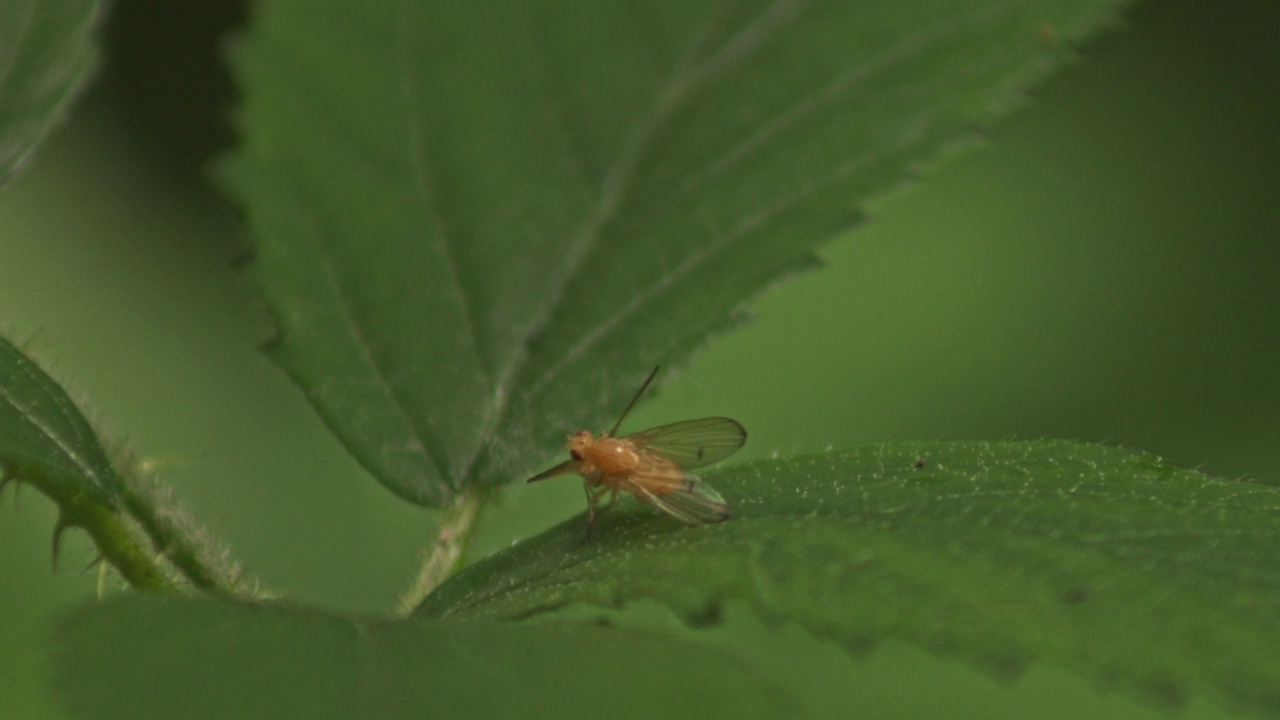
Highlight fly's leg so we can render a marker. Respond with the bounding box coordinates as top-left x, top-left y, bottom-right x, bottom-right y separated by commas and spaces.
583, 481, 612, 542
597, 487, 620, 514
